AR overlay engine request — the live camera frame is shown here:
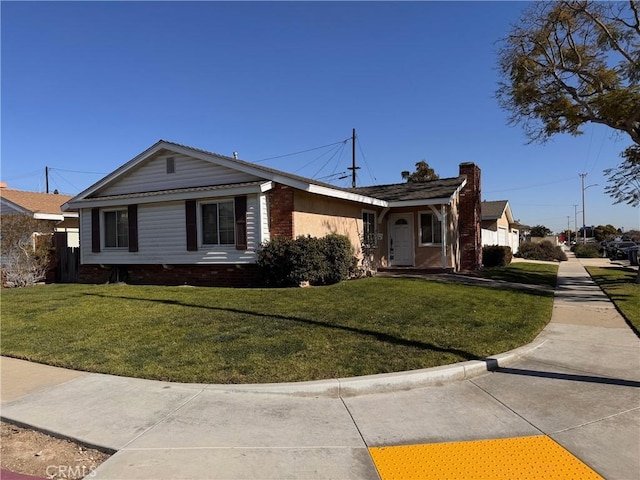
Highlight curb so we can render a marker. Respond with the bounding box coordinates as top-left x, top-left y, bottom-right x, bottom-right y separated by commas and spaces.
200, 337, 548, 397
